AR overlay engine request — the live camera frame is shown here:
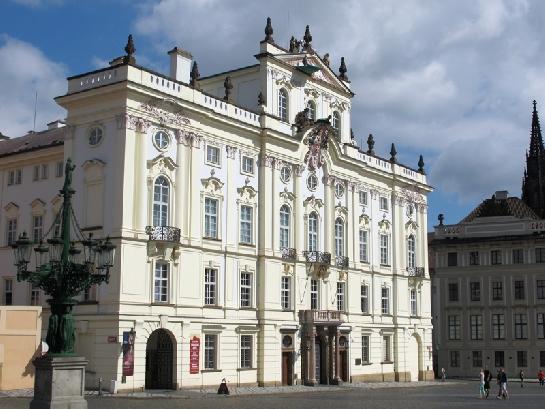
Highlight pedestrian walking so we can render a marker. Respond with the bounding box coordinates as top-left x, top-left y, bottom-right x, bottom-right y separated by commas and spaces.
538, 369, 545, 386
441, 367, 446, 382
479, 368, 486, 399
498, 368, 509, 400
484, 369, 492, 399
496, 369, 502, 398
519, 369, 524, 388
